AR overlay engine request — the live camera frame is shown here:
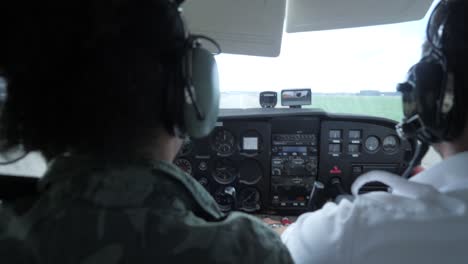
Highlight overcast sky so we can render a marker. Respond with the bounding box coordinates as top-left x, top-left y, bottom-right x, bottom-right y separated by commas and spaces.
215, 3, 436, 93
